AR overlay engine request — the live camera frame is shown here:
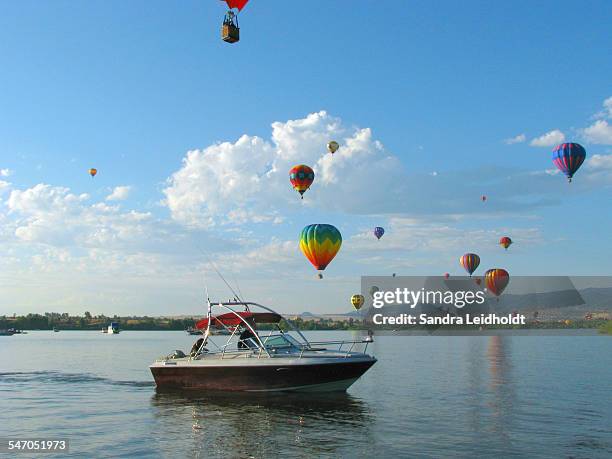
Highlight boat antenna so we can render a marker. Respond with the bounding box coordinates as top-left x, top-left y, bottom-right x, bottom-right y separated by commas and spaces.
232, 274, 244, 301
195, 244, 246, 307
